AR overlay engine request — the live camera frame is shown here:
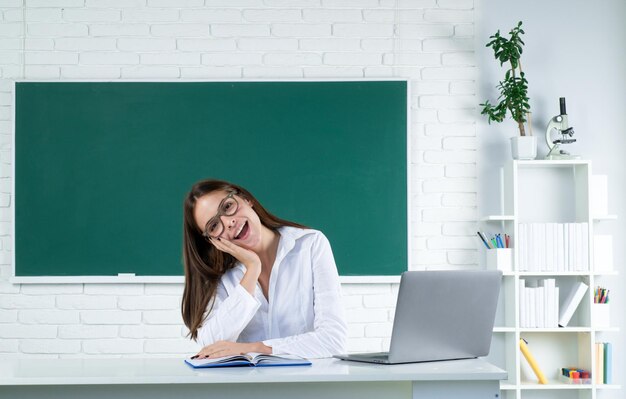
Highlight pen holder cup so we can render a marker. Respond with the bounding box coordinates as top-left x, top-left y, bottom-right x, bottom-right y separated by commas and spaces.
591, 304, 610, 328
486, 248, 513, 272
